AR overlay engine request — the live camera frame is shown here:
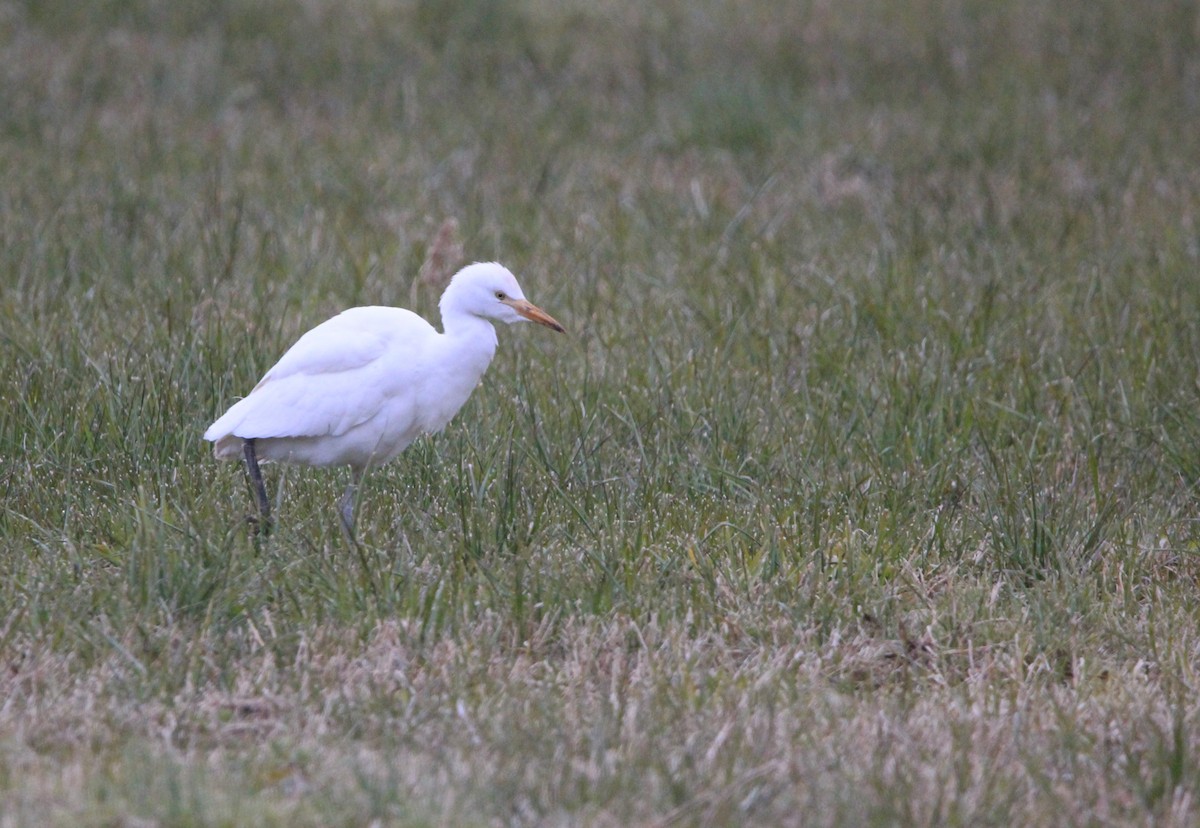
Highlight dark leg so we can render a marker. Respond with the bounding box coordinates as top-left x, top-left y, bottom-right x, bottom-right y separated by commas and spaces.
243, 438, 272, 533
